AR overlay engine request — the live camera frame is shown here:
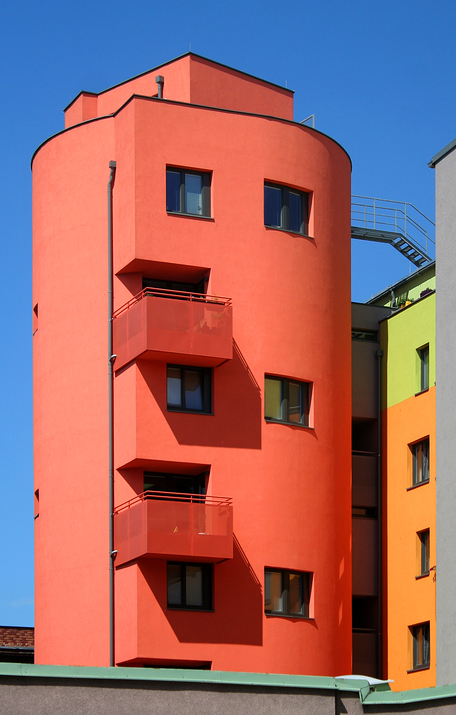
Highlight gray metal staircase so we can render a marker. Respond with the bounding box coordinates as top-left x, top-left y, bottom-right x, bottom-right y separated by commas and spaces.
351, 196, 435, 268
